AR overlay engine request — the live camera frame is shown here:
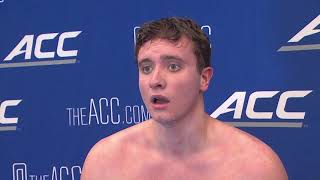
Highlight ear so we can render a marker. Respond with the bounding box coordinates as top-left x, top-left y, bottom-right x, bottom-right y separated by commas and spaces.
200, 67, 213, 92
